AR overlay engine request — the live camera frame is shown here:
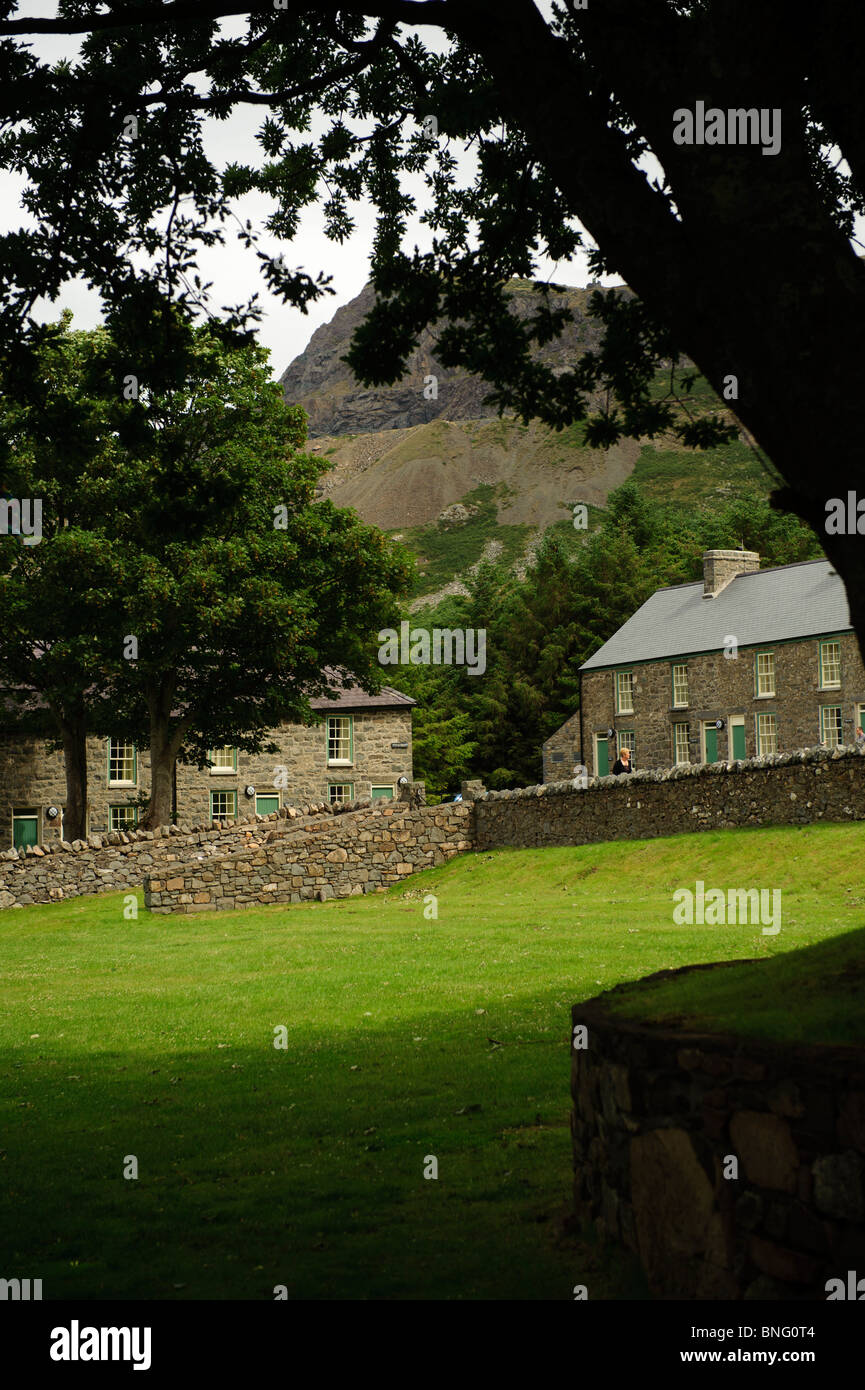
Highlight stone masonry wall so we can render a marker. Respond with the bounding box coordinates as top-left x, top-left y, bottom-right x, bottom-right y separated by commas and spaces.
542, 710, 582, 783
476, 745, 865, 850
144, 801, 473, 913
0, 799, 364, 910
571, 971, 865, 1299
0, 707, 413, 847
581, 630, 865, 776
